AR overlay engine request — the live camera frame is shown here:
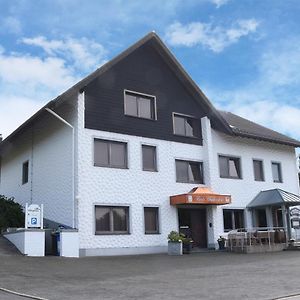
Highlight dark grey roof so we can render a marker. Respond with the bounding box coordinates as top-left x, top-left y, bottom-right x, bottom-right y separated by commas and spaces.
247, 189, 300, 208
218, 111, 300, 147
